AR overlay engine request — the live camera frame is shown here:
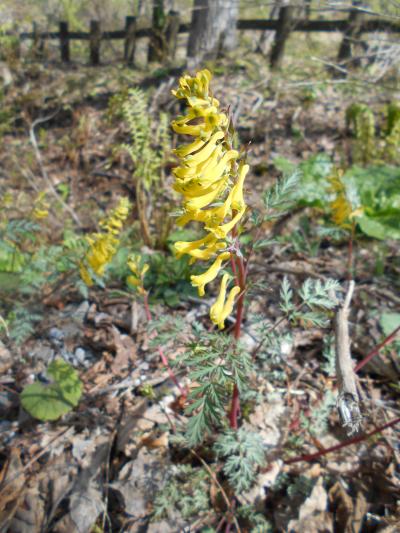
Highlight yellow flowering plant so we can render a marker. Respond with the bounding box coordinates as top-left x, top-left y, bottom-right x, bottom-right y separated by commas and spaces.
171, 69, 249, 429
79, 197, 130, 286
328, 169, 363, 278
